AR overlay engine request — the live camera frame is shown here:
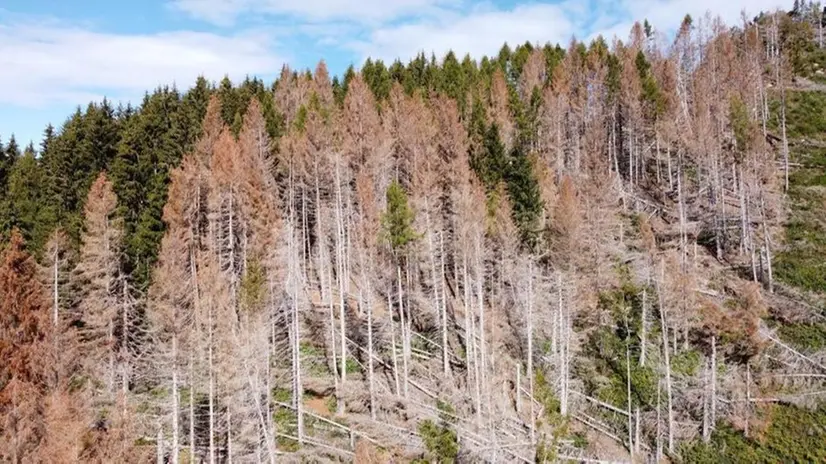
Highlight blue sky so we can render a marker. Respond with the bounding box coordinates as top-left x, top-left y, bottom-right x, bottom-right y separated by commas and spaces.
0, 0, 786, 149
